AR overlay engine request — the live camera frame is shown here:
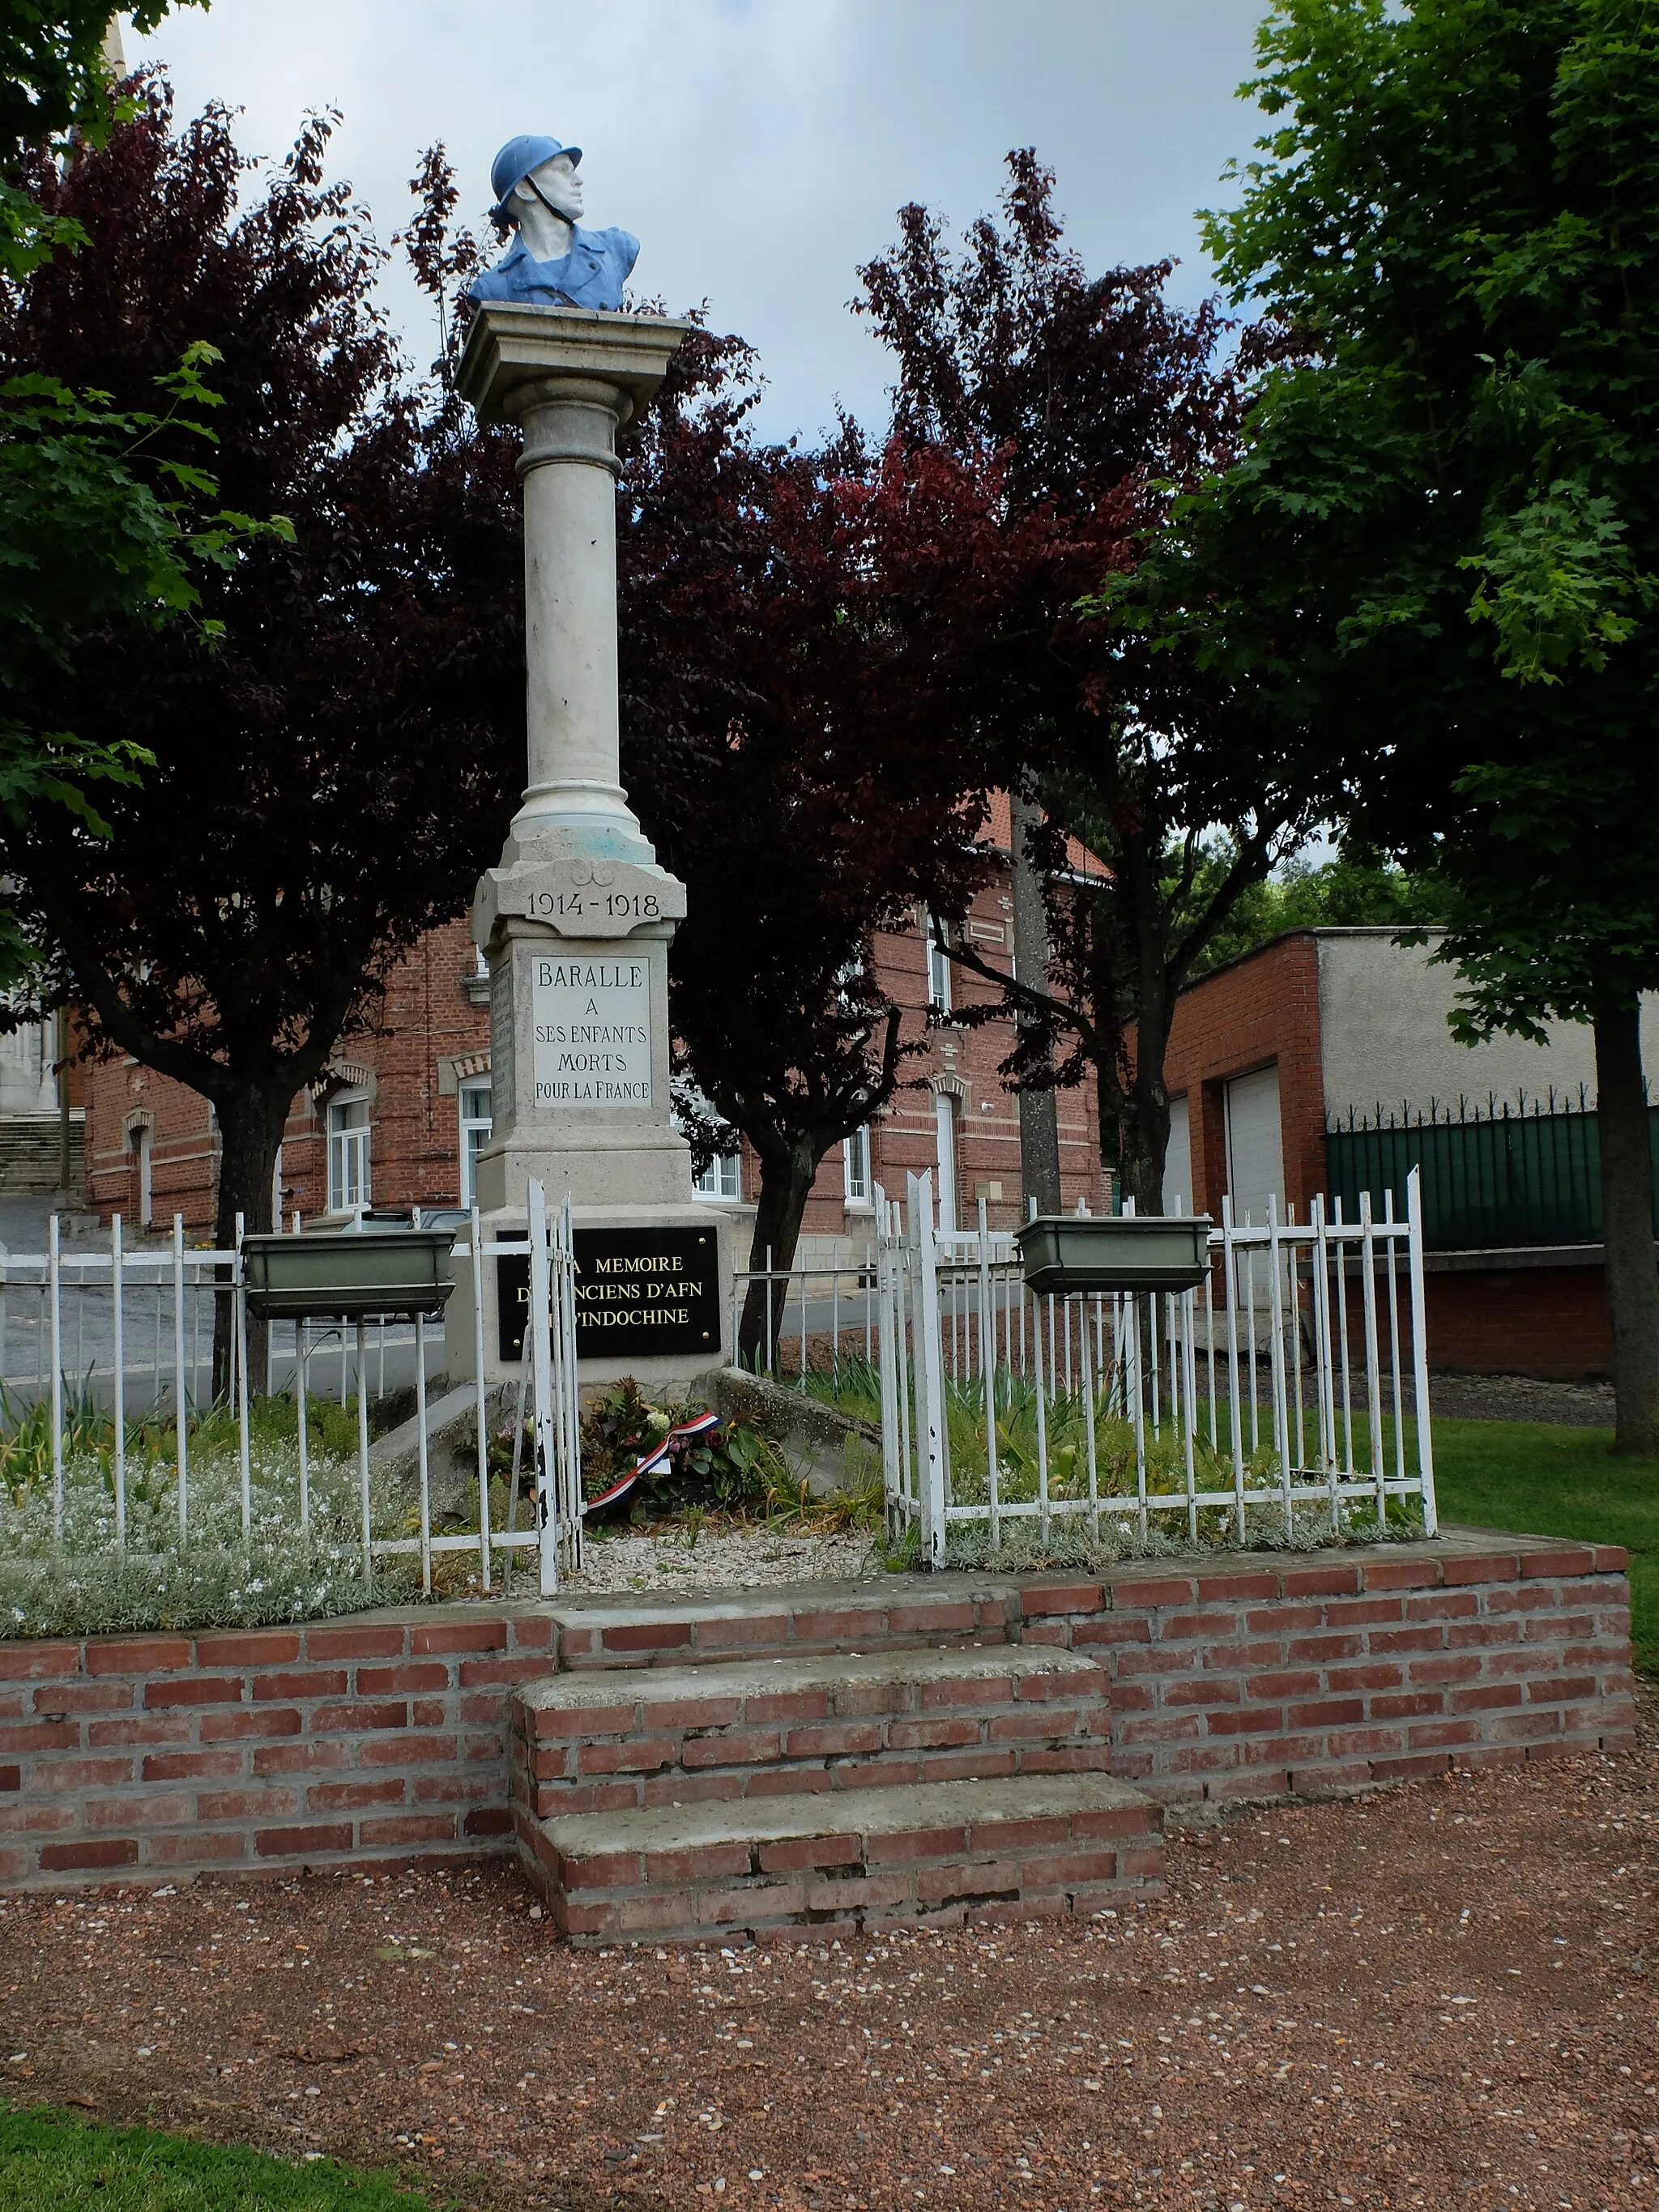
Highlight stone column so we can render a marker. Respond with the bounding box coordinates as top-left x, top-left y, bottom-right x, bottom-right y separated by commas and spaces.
463, 305, 689, 859
449, 305, 732, 1389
